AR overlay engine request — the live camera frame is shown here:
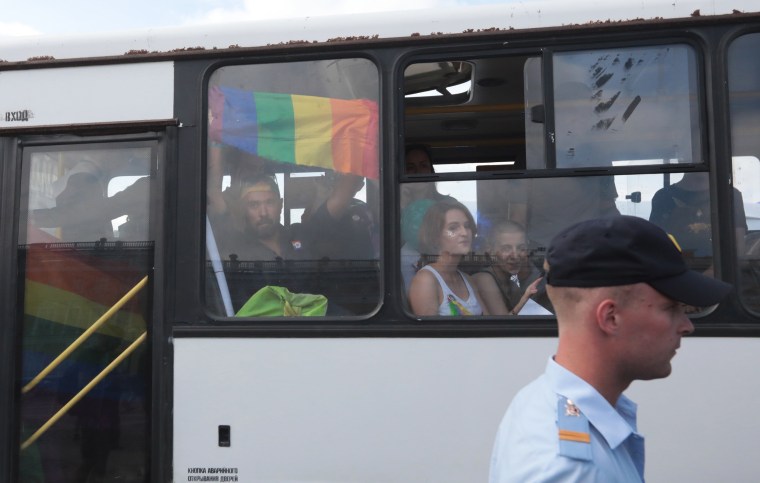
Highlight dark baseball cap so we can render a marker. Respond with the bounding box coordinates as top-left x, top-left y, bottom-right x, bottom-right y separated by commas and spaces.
545, 215, 732, 307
